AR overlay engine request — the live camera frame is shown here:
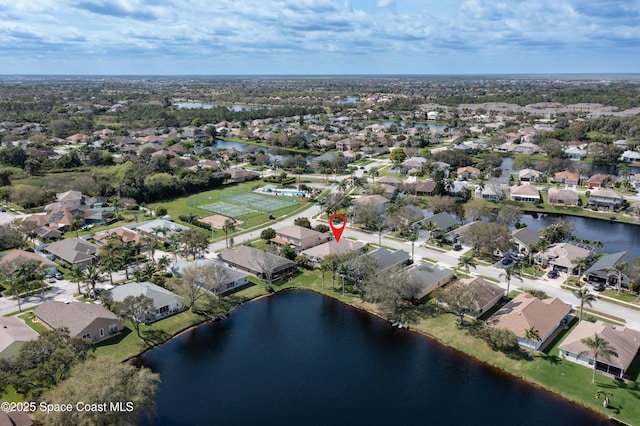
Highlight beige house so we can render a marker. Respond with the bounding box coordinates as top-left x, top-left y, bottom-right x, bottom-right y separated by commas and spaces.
587, 187, 625, 211
301, 239, 365, 264
548, 187, 579, 207
0, 317, 38, 359
559, 321, 640, 379
535, 242, 593, 273
271, 225, 330, 251
510, 184, 541, 203
35, 301, 122, 343
552, 171, 580, 186
486, 293, 571, 350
